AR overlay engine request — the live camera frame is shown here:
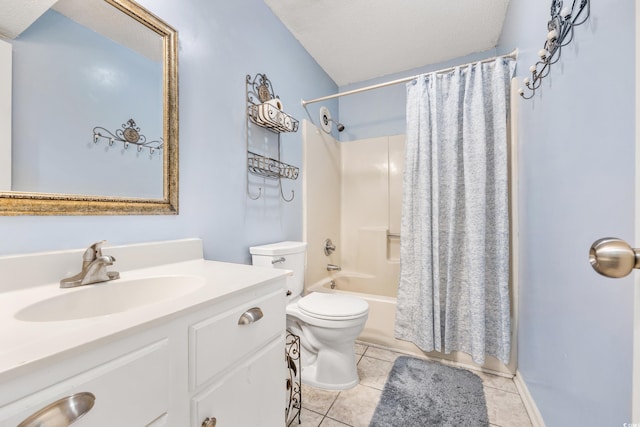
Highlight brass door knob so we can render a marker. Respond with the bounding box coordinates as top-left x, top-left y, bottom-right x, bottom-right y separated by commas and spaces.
202, 417, 217, 427
589, 237, 640, 278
